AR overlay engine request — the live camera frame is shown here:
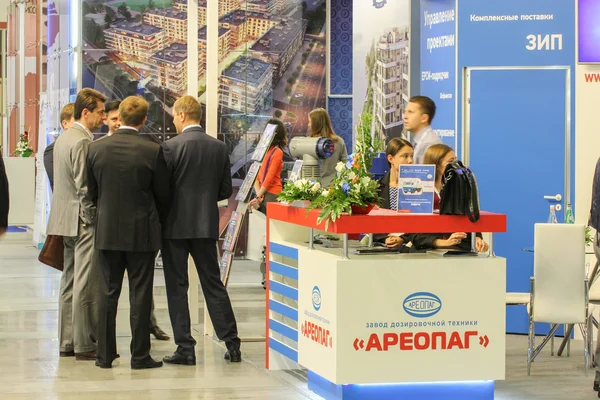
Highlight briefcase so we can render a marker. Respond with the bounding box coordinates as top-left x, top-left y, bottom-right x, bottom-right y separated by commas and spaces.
38, 234, 64, 271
